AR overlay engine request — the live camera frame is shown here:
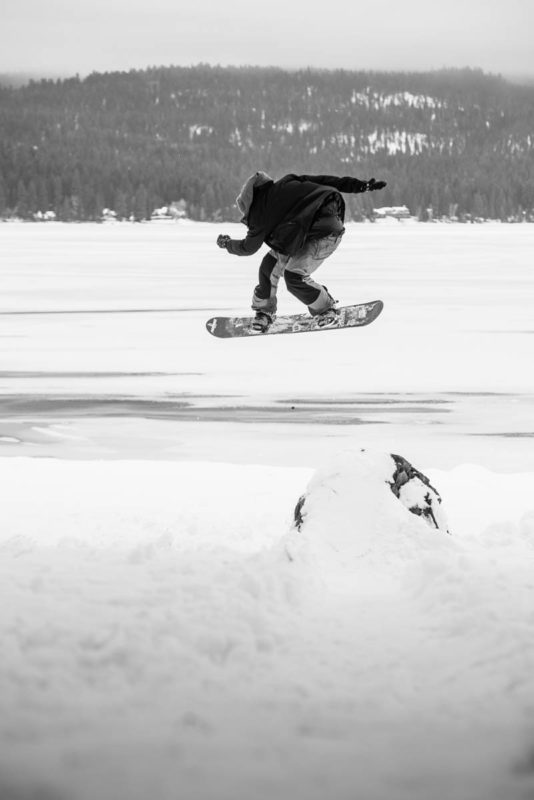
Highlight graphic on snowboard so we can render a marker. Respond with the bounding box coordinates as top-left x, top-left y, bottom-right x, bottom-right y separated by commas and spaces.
206, 300, 383, 339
